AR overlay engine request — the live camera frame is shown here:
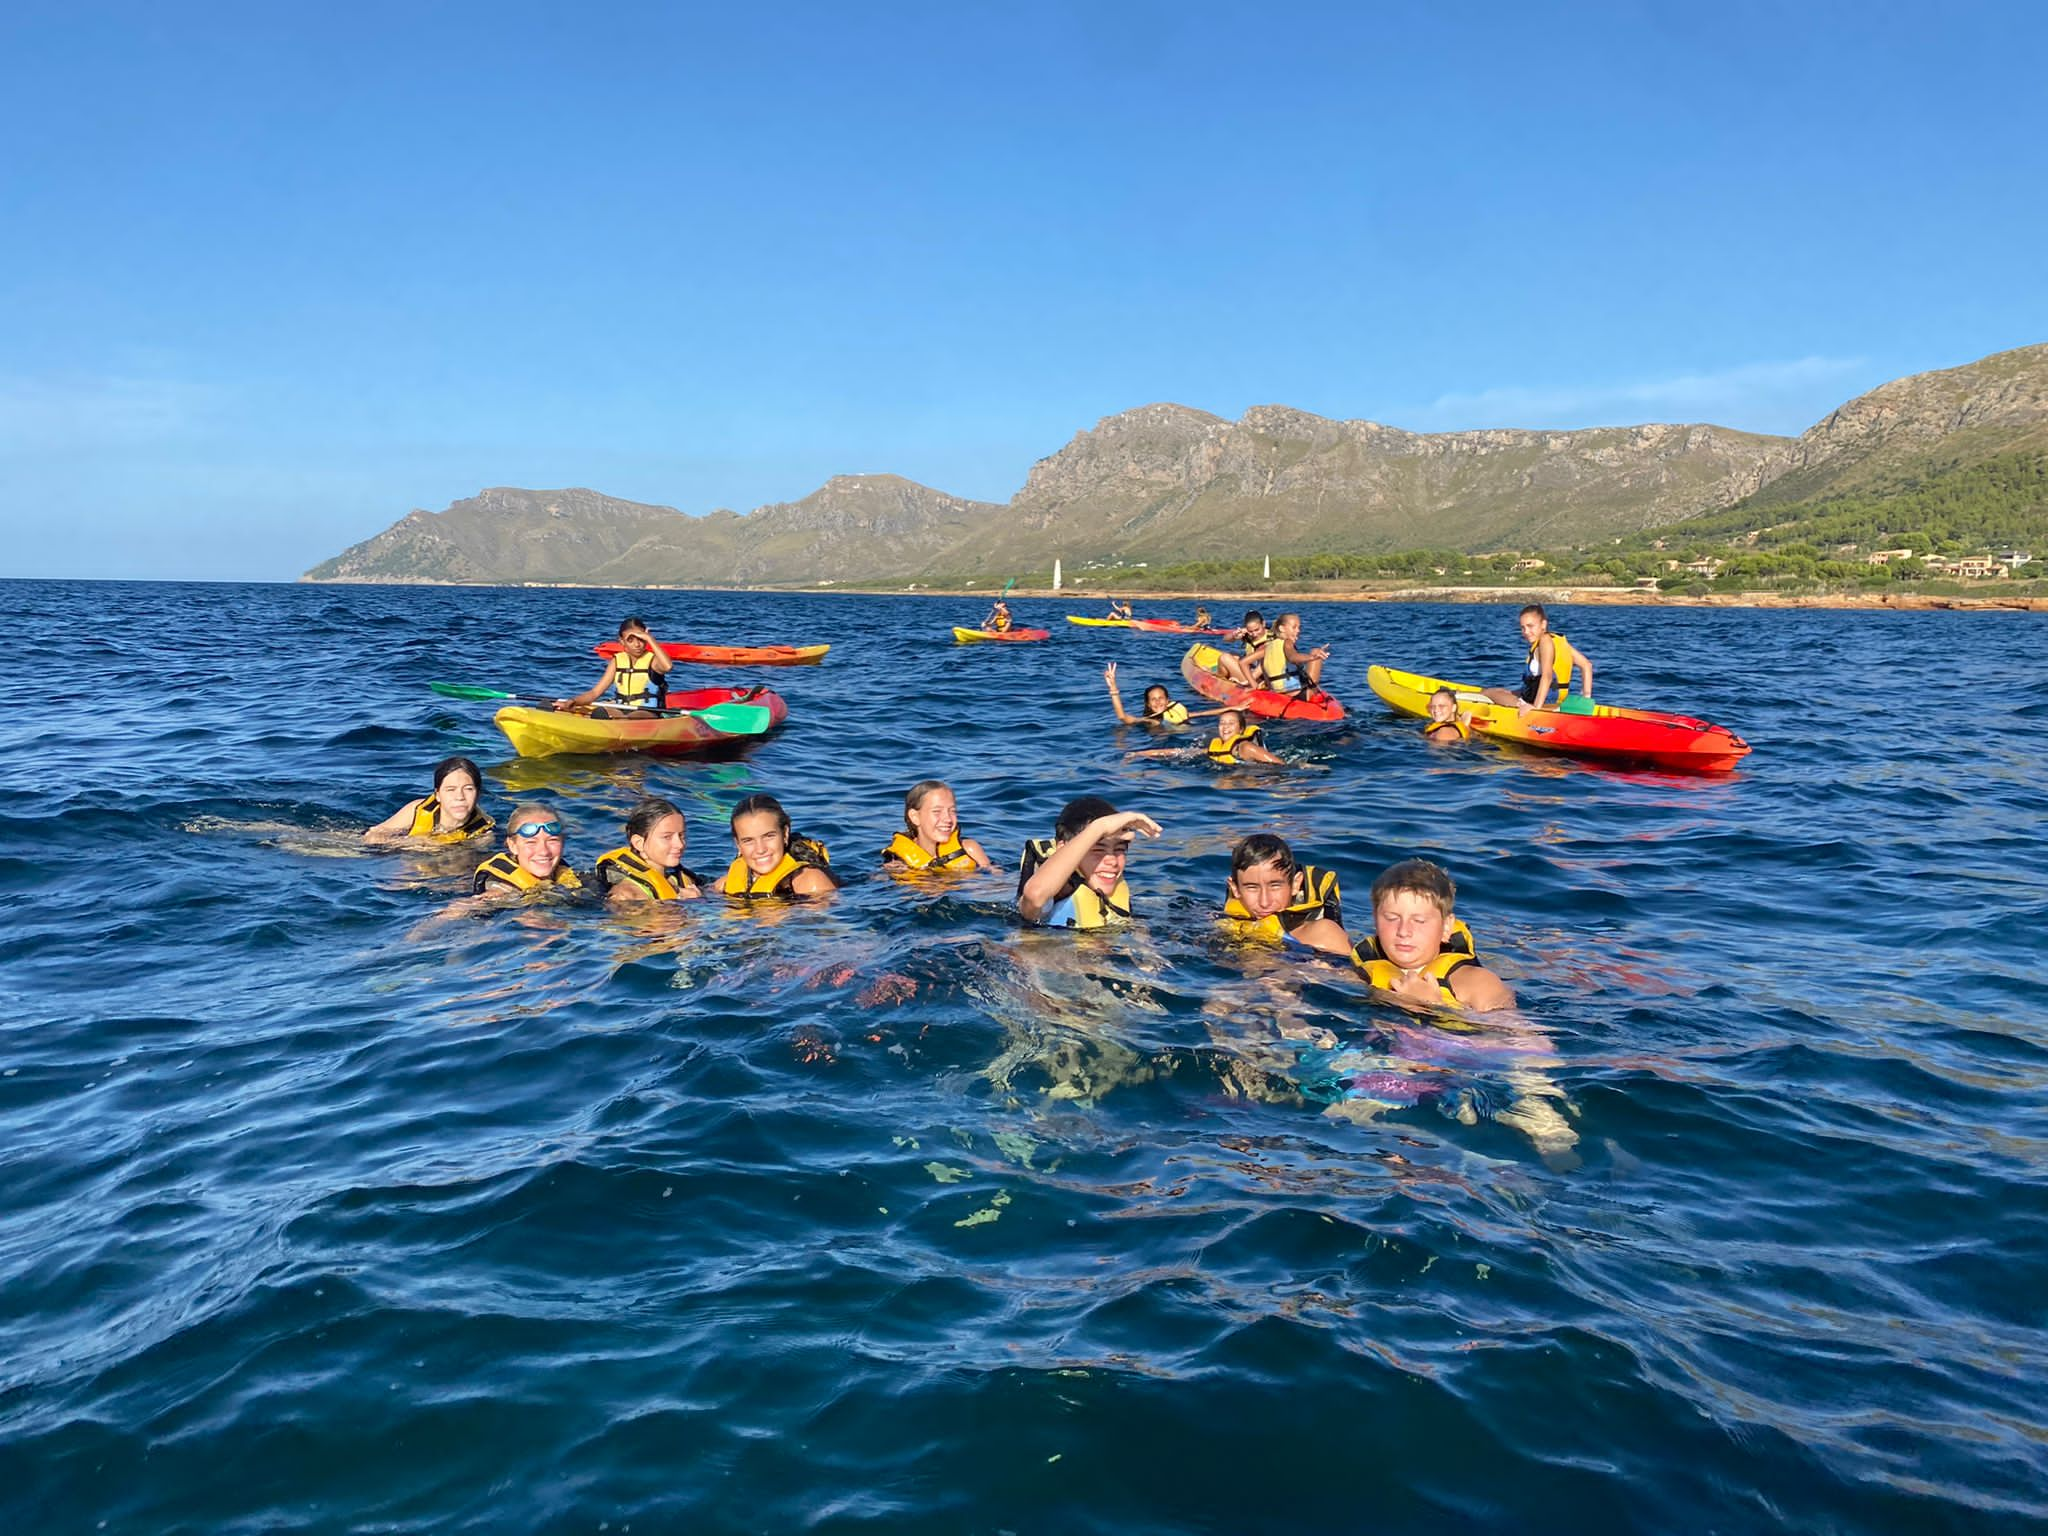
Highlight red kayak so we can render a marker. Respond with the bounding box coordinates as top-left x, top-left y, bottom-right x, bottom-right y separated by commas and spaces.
1182, 643, 1346, 722
596, 640, 829, 667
